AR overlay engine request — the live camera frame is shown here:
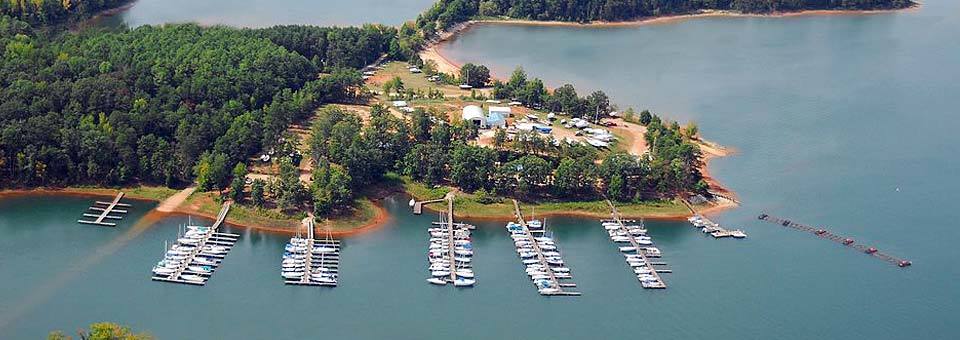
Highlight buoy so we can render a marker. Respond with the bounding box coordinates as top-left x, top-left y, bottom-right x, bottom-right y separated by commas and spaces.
815, 229, 826, 235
